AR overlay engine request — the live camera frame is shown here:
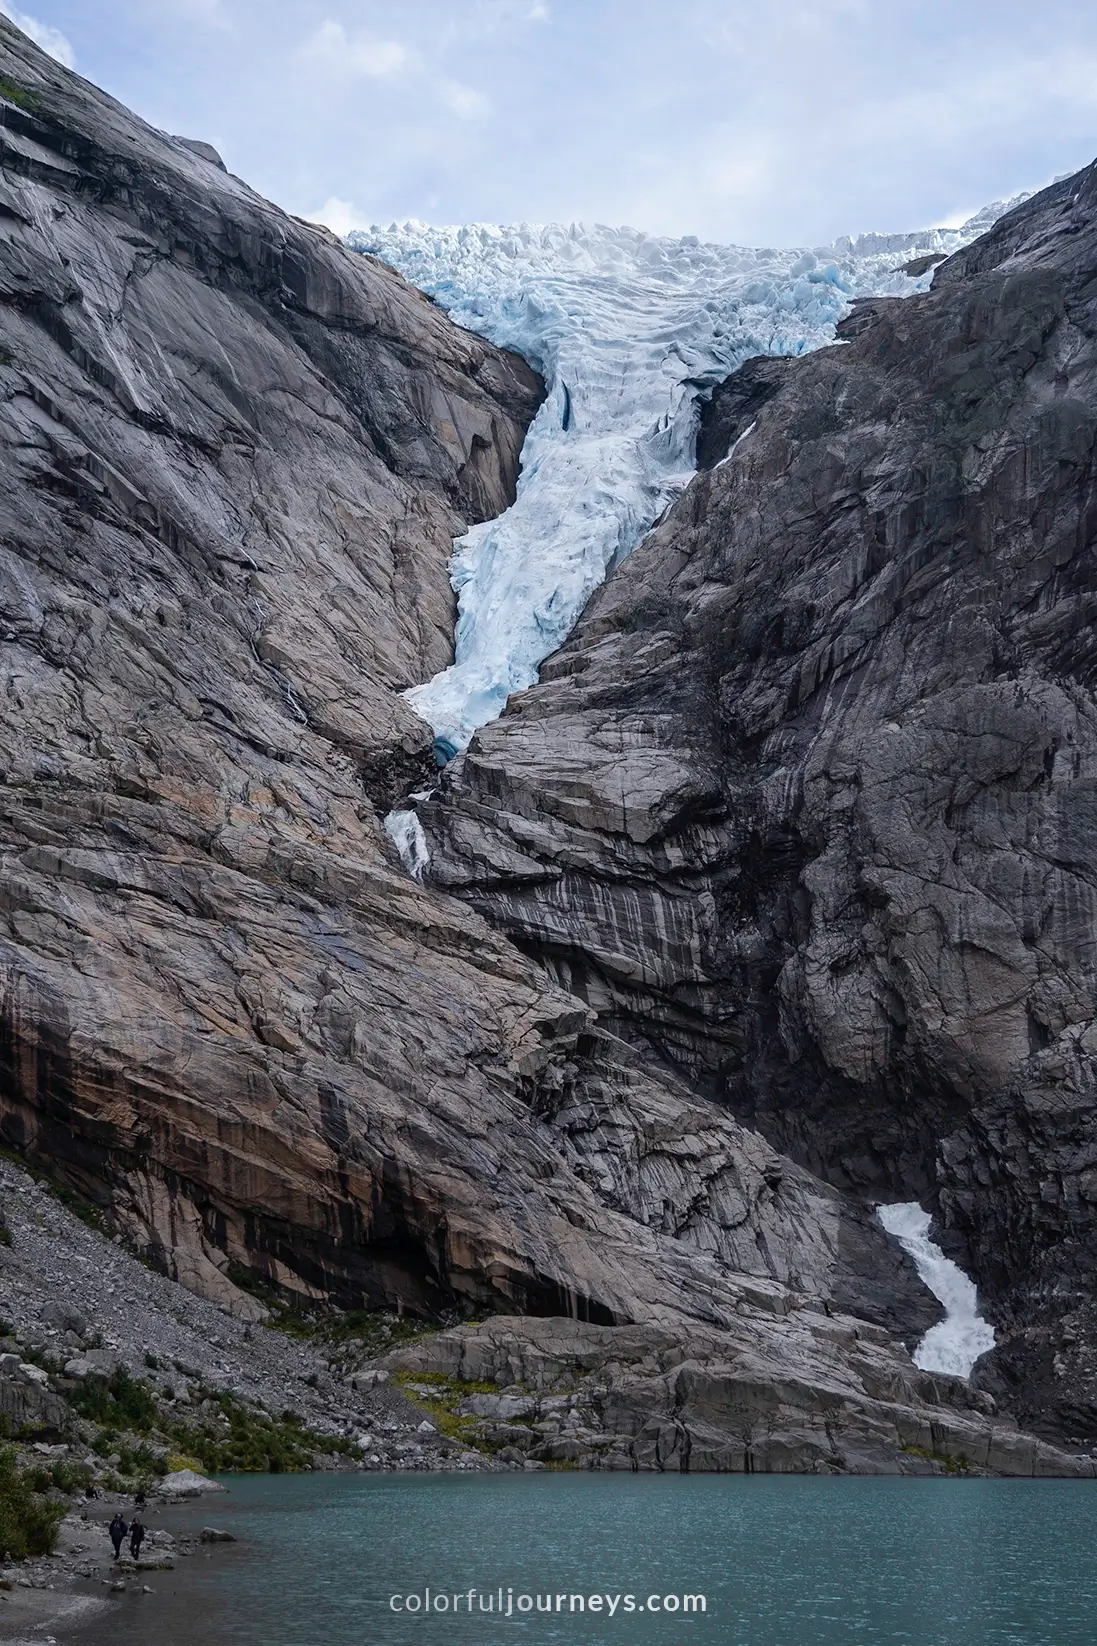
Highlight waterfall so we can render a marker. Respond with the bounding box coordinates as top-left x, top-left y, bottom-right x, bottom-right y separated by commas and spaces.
383, 810, 430, 880
877, 1202, 995, 1379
